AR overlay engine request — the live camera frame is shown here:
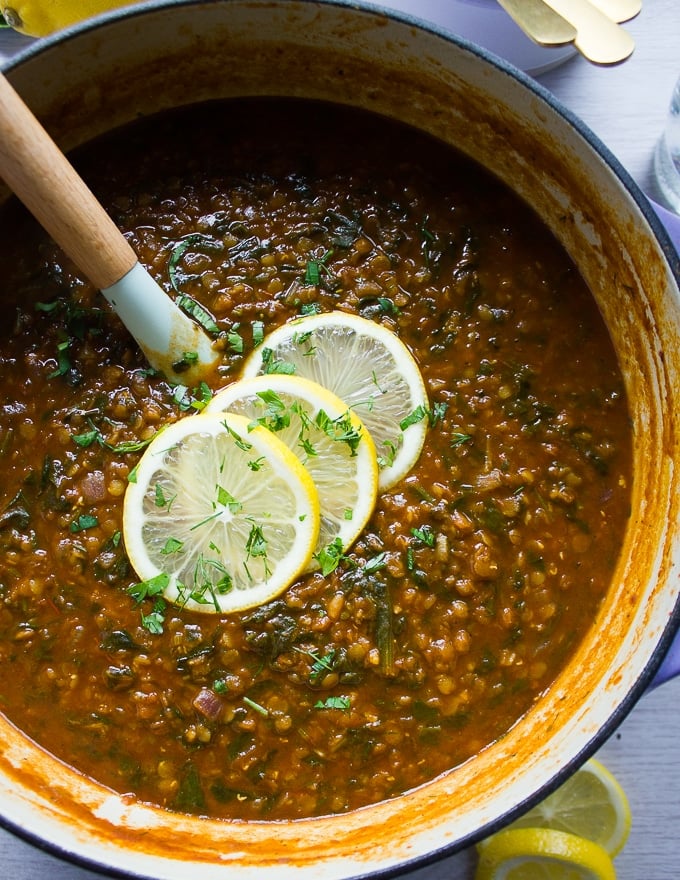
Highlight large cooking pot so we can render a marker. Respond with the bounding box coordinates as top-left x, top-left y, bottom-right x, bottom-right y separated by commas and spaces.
1, 1, 680, 877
